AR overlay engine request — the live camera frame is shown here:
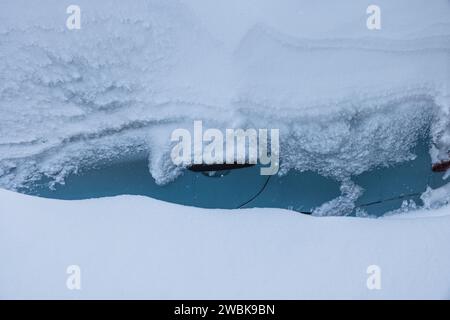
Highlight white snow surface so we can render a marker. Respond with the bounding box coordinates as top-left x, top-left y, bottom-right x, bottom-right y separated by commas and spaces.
0, 0, 449, 194
1, 188, 450, 299
1, 1, 450, 299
